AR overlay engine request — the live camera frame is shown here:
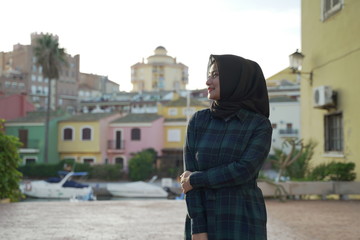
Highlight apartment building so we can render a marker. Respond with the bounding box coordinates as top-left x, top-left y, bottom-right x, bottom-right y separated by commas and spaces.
131, 46, 188, 92
0, 33, 80, 113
